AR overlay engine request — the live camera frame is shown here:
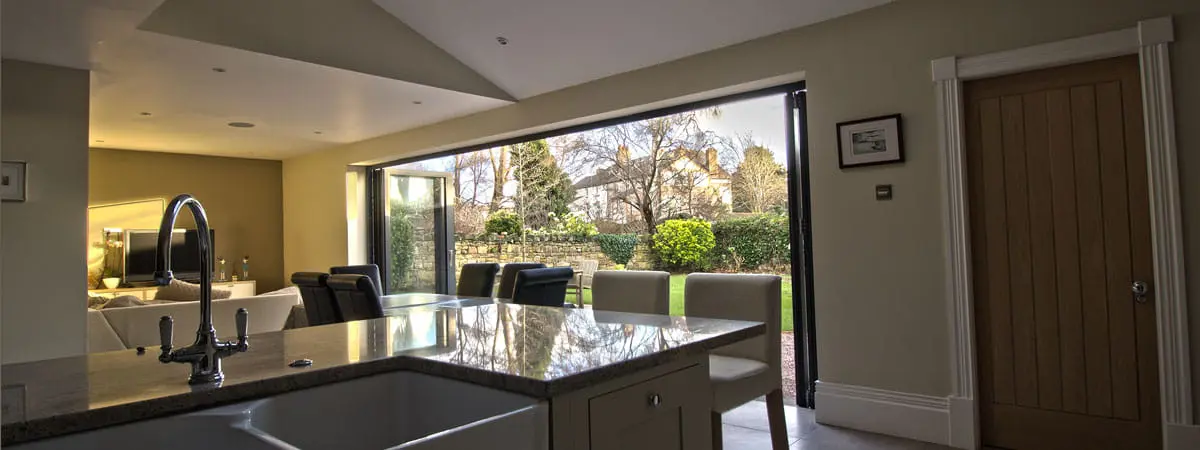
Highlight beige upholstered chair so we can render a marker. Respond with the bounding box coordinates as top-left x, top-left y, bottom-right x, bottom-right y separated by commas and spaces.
566, 259, 599, 306
684, 273, 786, 450
591, 270, 670, 315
